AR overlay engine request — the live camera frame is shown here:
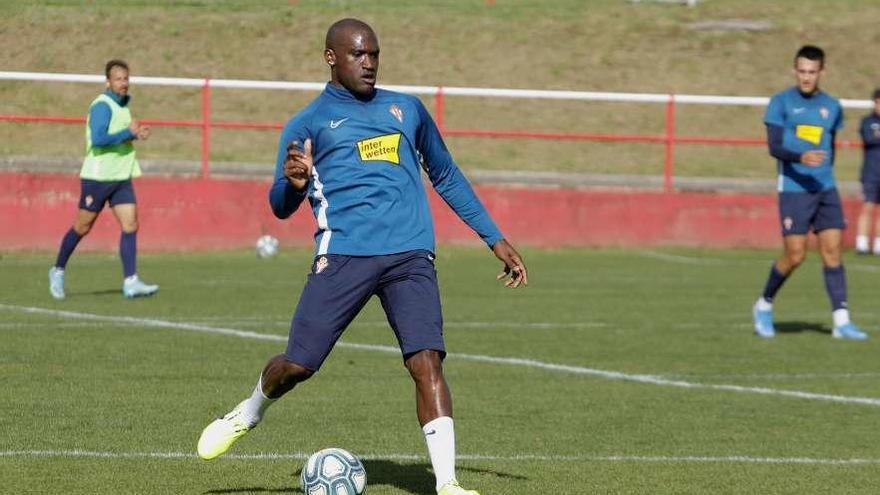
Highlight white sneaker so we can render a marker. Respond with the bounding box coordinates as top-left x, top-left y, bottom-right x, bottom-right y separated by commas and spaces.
122, 275, 159, 298
197, 401, 255, 460
49, 267, 65, 300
